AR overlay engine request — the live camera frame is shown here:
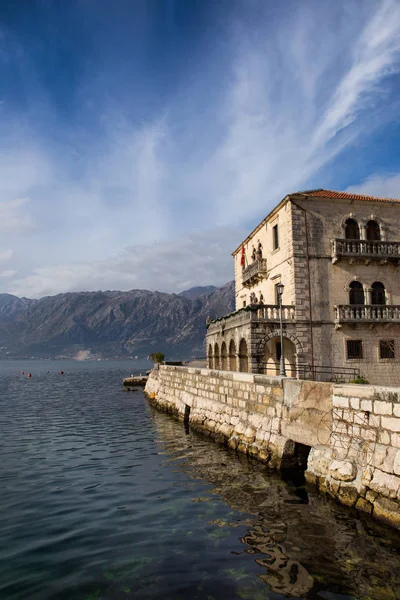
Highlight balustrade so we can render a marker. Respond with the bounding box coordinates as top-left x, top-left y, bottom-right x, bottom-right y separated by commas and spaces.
334, 304, 400, 323
332, 239, 400, 263
242, 258, 268, 286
